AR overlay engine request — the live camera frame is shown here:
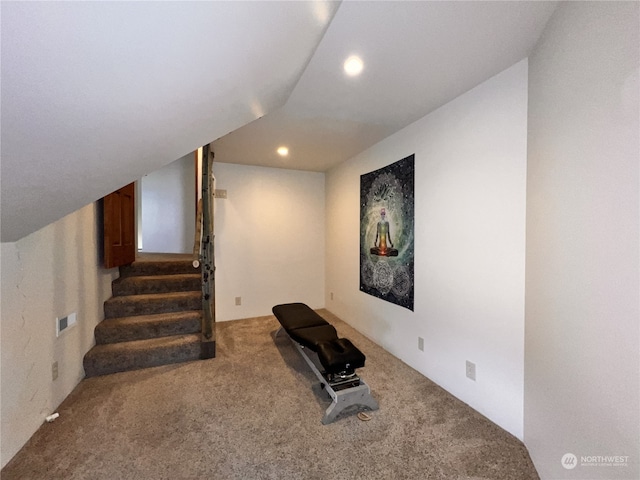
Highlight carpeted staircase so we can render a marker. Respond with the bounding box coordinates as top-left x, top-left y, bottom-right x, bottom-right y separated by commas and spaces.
83, 256, 204, 377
